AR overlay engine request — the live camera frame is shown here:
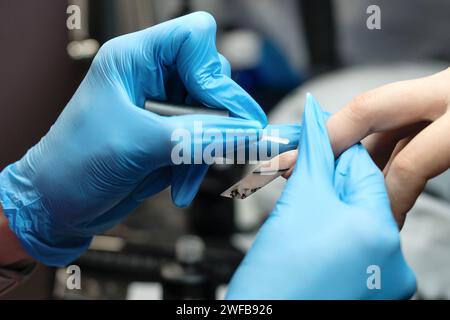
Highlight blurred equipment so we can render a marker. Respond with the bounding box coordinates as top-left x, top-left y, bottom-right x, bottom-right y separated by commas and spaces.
401, 194, 450, 299
145, 100, 229, 117
66, 0, 99, 60
52, 190, 244, 300
160, 235, 214, 300
300, 0, 339, 74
